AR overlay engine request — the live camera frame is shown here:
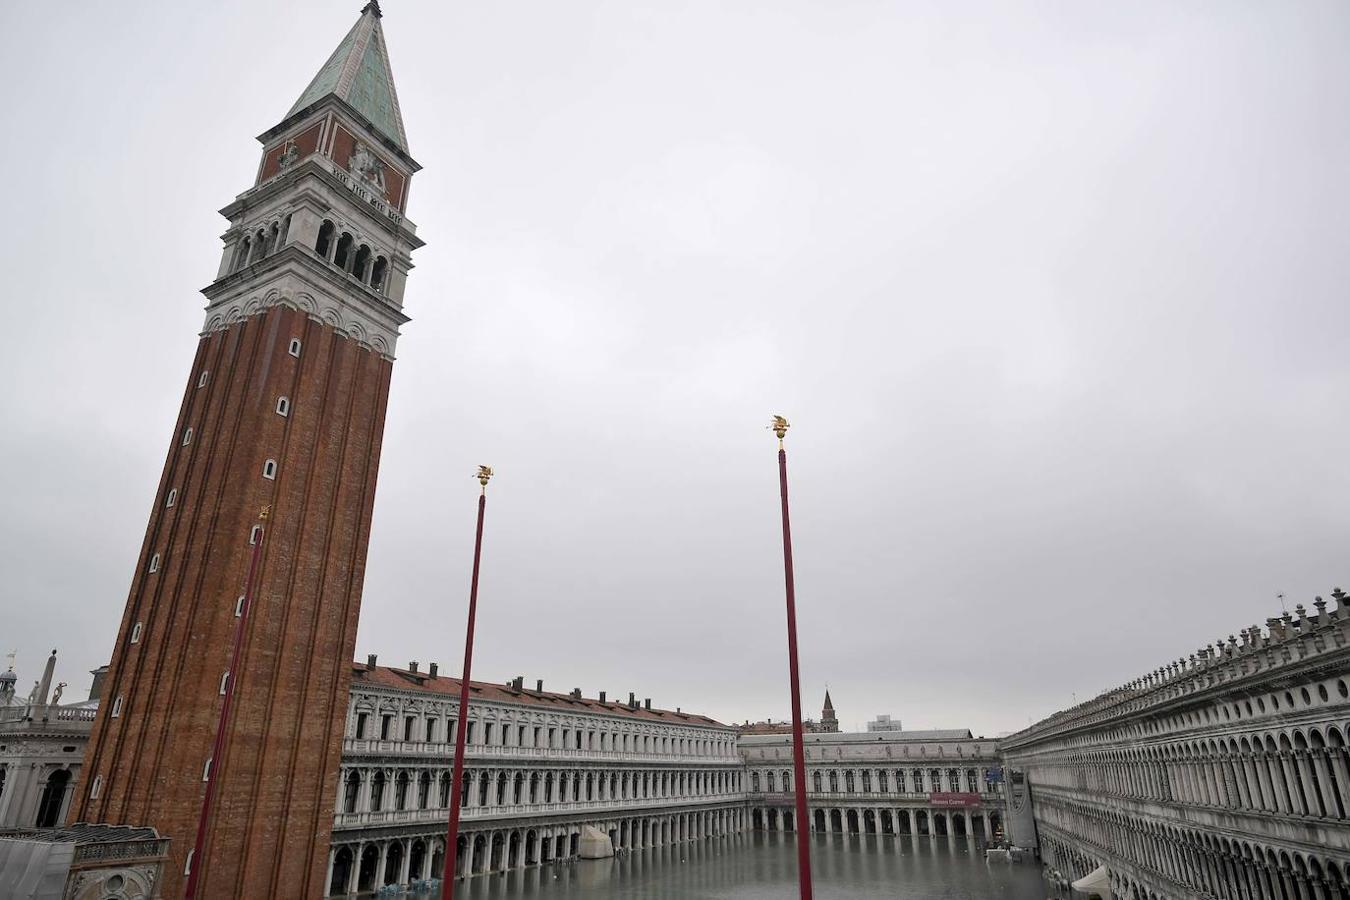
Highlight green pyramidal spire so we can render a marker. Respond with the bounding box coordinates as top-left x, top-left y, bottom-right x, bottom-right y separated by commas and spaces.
288, 1, 409, 152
